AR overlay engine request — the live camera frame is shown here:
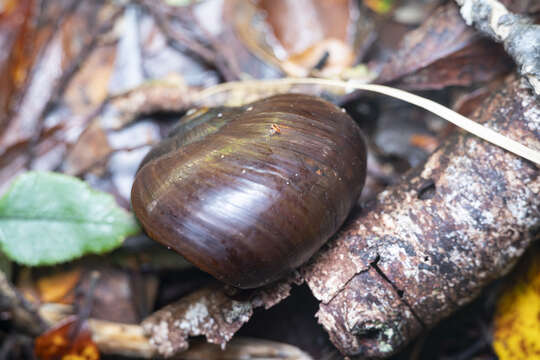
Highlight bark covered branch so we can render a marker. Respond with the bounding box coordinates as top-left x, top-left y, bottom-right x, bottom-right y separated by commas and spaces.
305, 75, 539, 357
454, 0, 540, 96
